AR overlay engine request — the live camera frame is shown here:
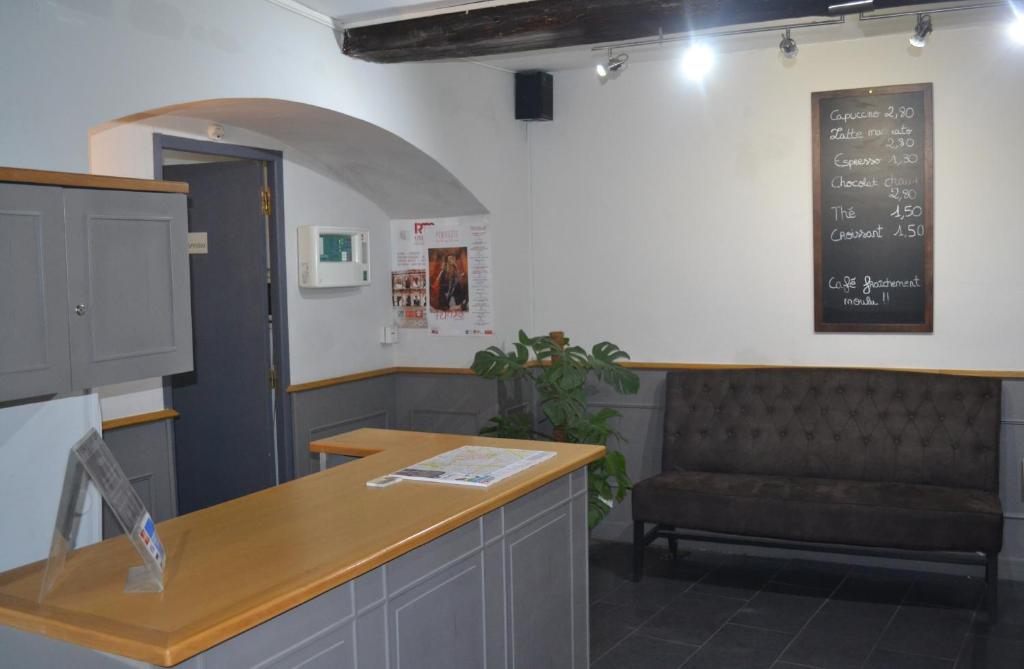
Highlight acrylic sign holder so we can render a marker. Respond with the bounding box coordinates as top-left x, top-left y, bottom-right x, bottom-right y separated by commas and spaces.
39, 429, 166, 600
